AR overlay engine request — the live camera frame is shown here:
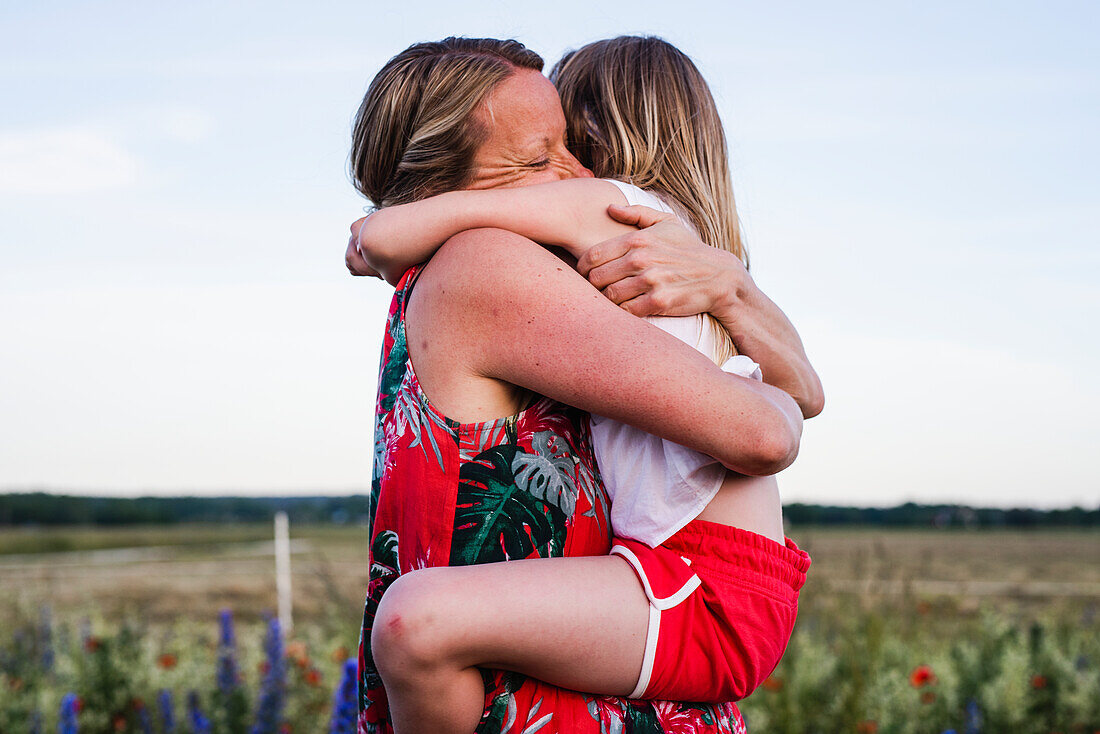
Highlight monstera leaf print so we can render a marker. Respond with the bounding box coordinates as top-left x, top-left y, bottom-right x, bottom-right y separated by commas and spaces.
370, 530, 399, 577
377, 317, 408, 414
512, 431, 579, 517
393, 378, 455, 473
452, 445, 567, 566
